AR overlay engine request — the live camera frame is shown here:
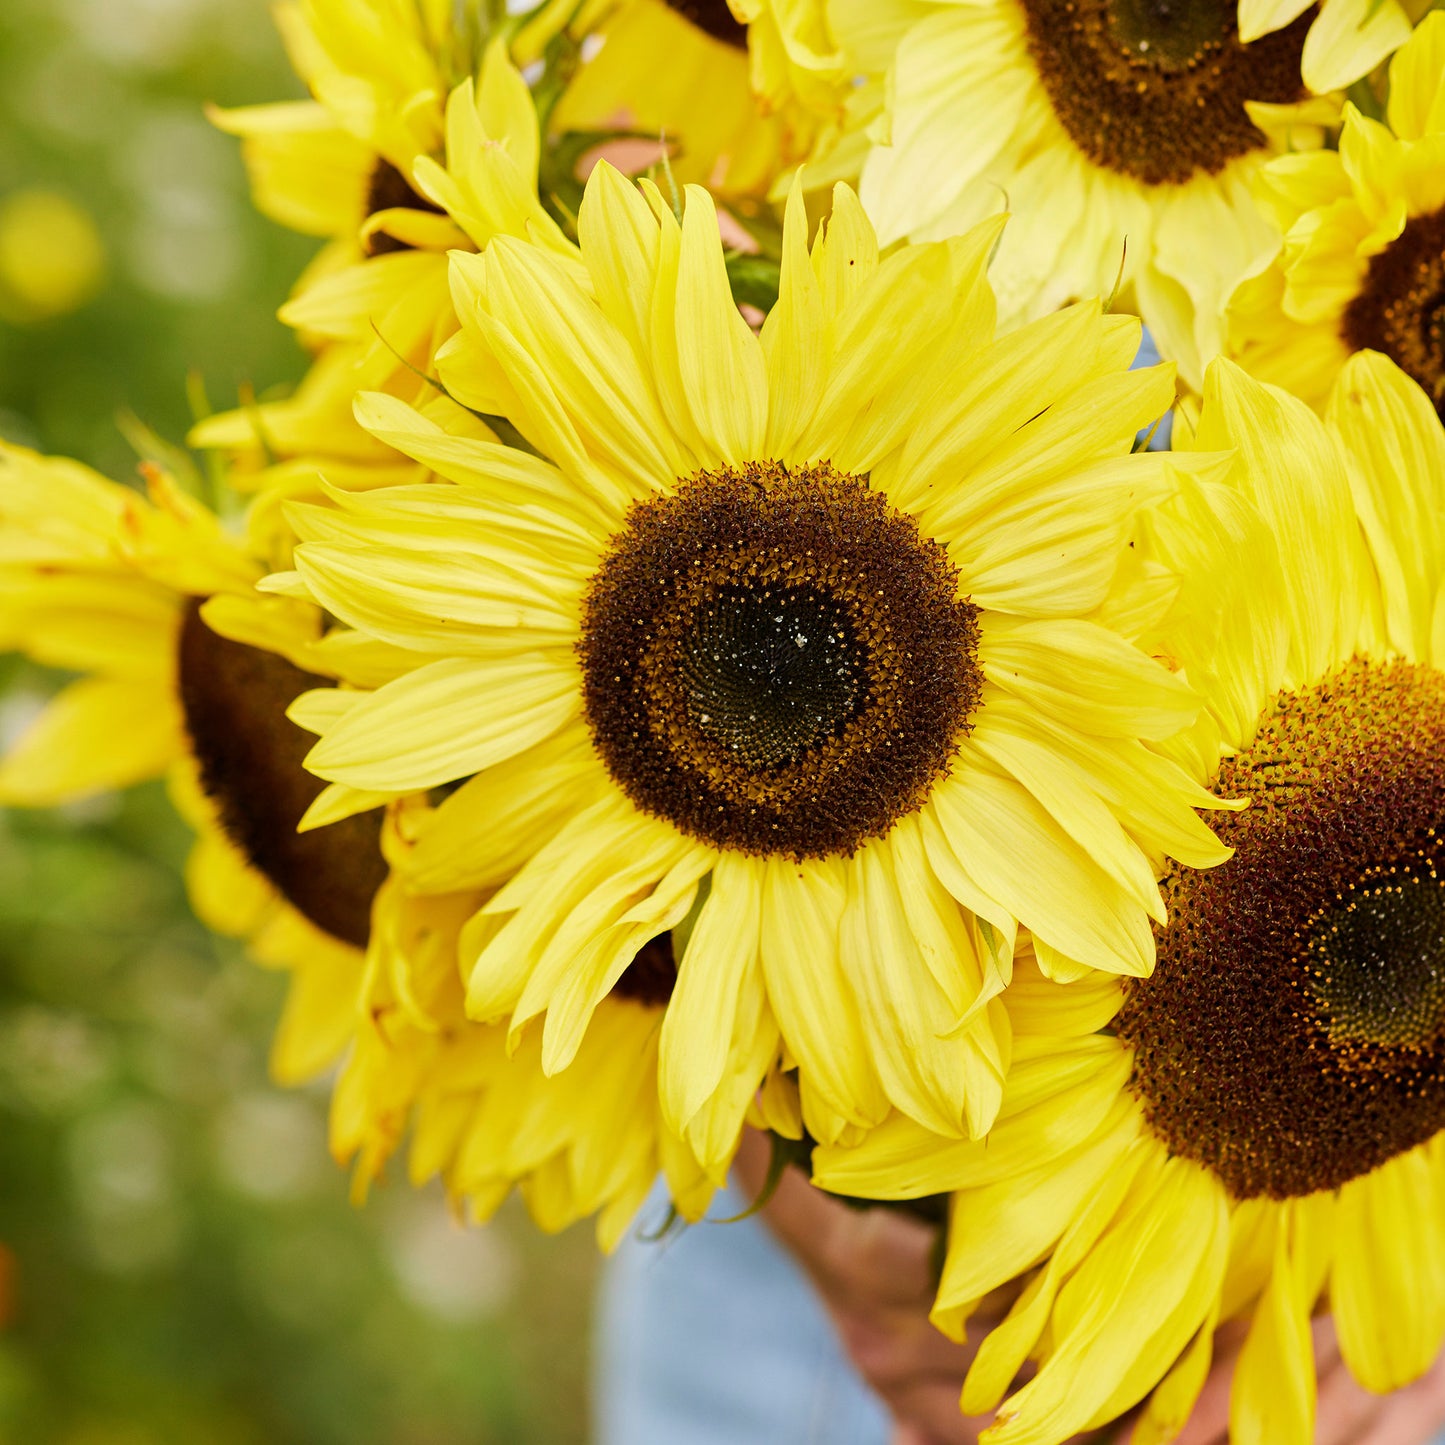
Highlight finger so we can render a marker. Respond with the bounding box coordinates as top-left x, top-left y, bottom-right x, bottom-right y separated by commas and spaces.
883, 1378, 992, 1445
890, 1427, 933, 1445
735, 1129, 944, 1305
730, 1126, 774, 1200
1353, 1353, 1445, 1445
1140, 1316, 1254, 1445
761, 1175, 939, 1307
820, 1204, 940, 1305
835, 1309, 976, 1388
1313, 1357, 1384, 1445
